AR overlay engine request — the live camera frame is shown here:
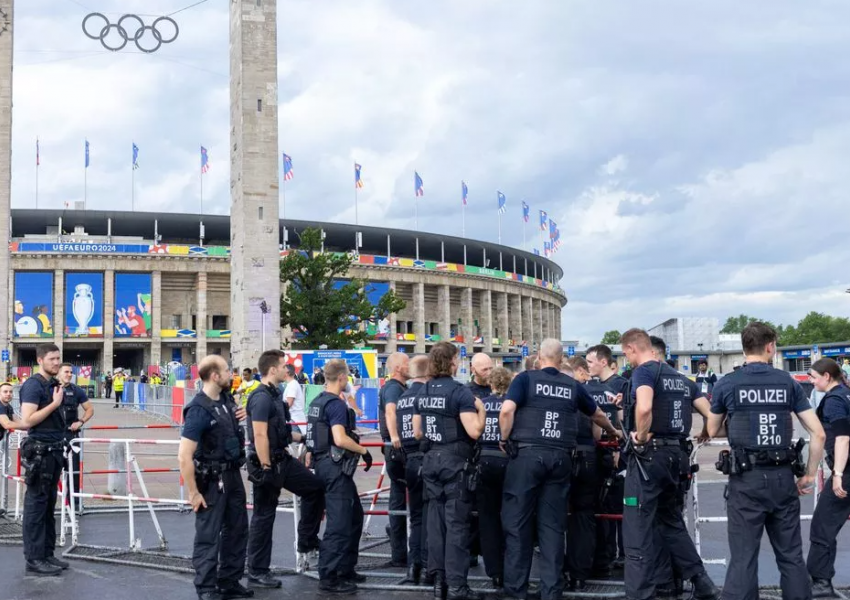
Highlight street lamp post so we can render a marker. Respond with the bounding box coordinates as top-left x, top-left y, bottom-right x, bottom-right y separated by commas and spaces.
259, 300, 271, 352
